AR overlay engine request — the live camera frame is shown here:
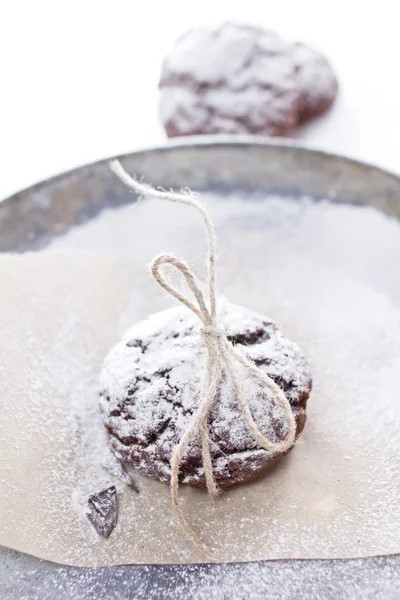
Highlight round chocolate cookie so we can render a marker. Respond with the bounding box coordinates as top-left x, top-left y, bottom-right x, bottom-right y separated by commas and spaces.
100, 301, 312, 490
159, 22, 338, 138
292, 42, 338, 122
159, 23, 300, 137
